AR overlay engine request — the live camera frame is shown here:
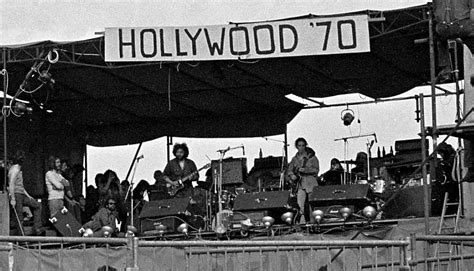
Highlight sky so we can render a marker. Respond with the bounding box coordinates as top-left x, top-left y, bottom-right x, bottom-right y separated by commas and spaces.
2, 0, 460, 188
